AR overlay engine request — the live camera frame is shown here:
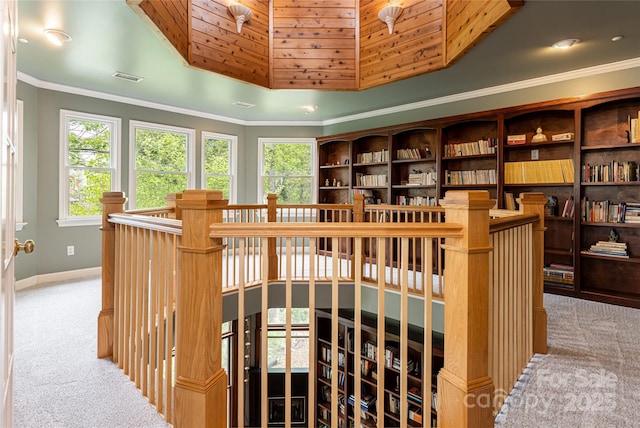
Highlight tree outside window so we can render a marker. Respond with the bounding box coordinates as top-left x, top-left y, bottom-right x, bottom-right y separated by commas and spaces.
59, 110, 120, 226
203, 132, 236, 202
259, 138, 315, 204
267, 308, 309, 370
130, 121, 195, 209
